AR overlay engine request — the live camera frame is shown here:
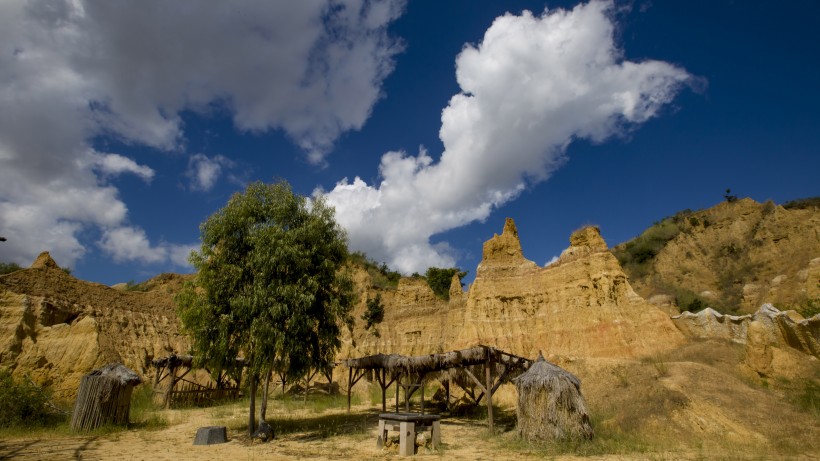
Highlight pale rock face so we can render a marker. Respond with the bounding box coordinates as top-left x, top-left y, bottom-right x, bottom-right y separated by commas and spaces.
672, 303, 820, 377
627, 199, 820, 313
0, 258, 189, 399
345, 221, 686, 361
456, 224, 685, 358
671, 308, 750, 344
